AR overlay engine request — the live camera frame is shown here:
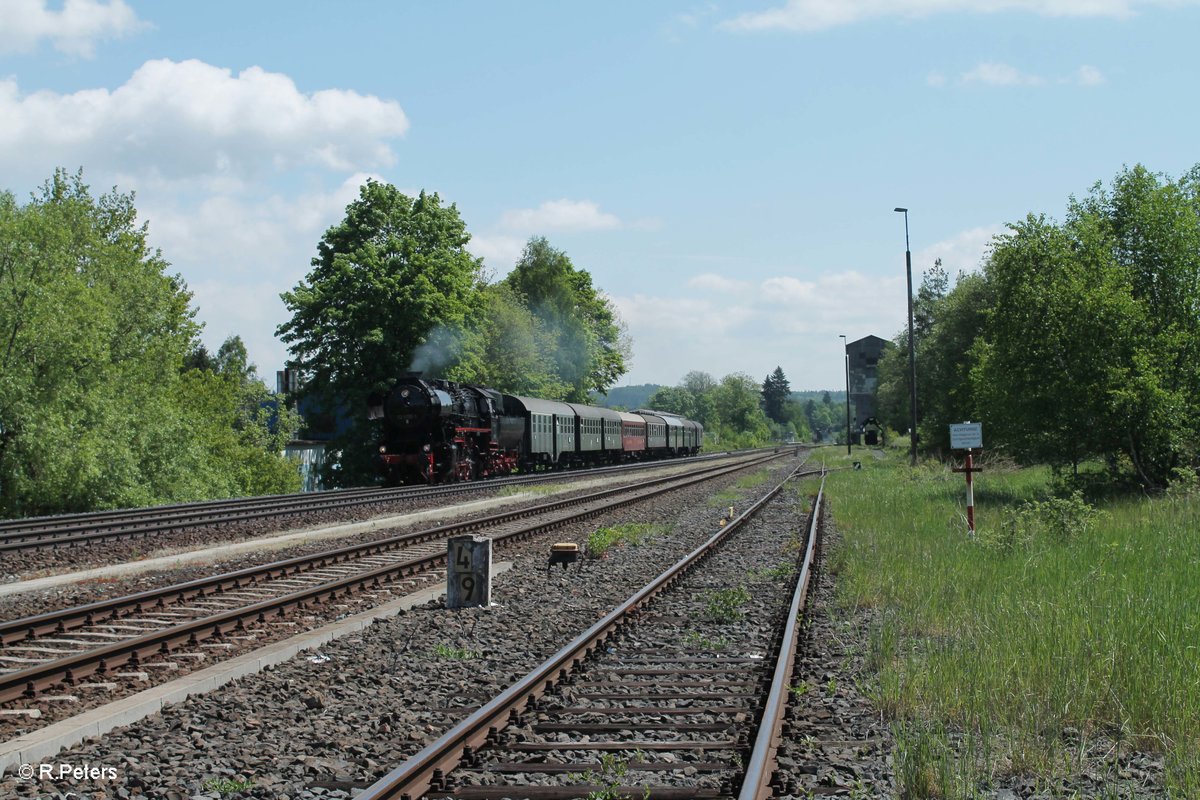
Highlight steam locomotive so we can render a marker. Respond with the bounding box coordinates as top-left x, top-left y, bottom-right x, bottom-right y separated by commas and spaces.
368, 375, 703, 485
